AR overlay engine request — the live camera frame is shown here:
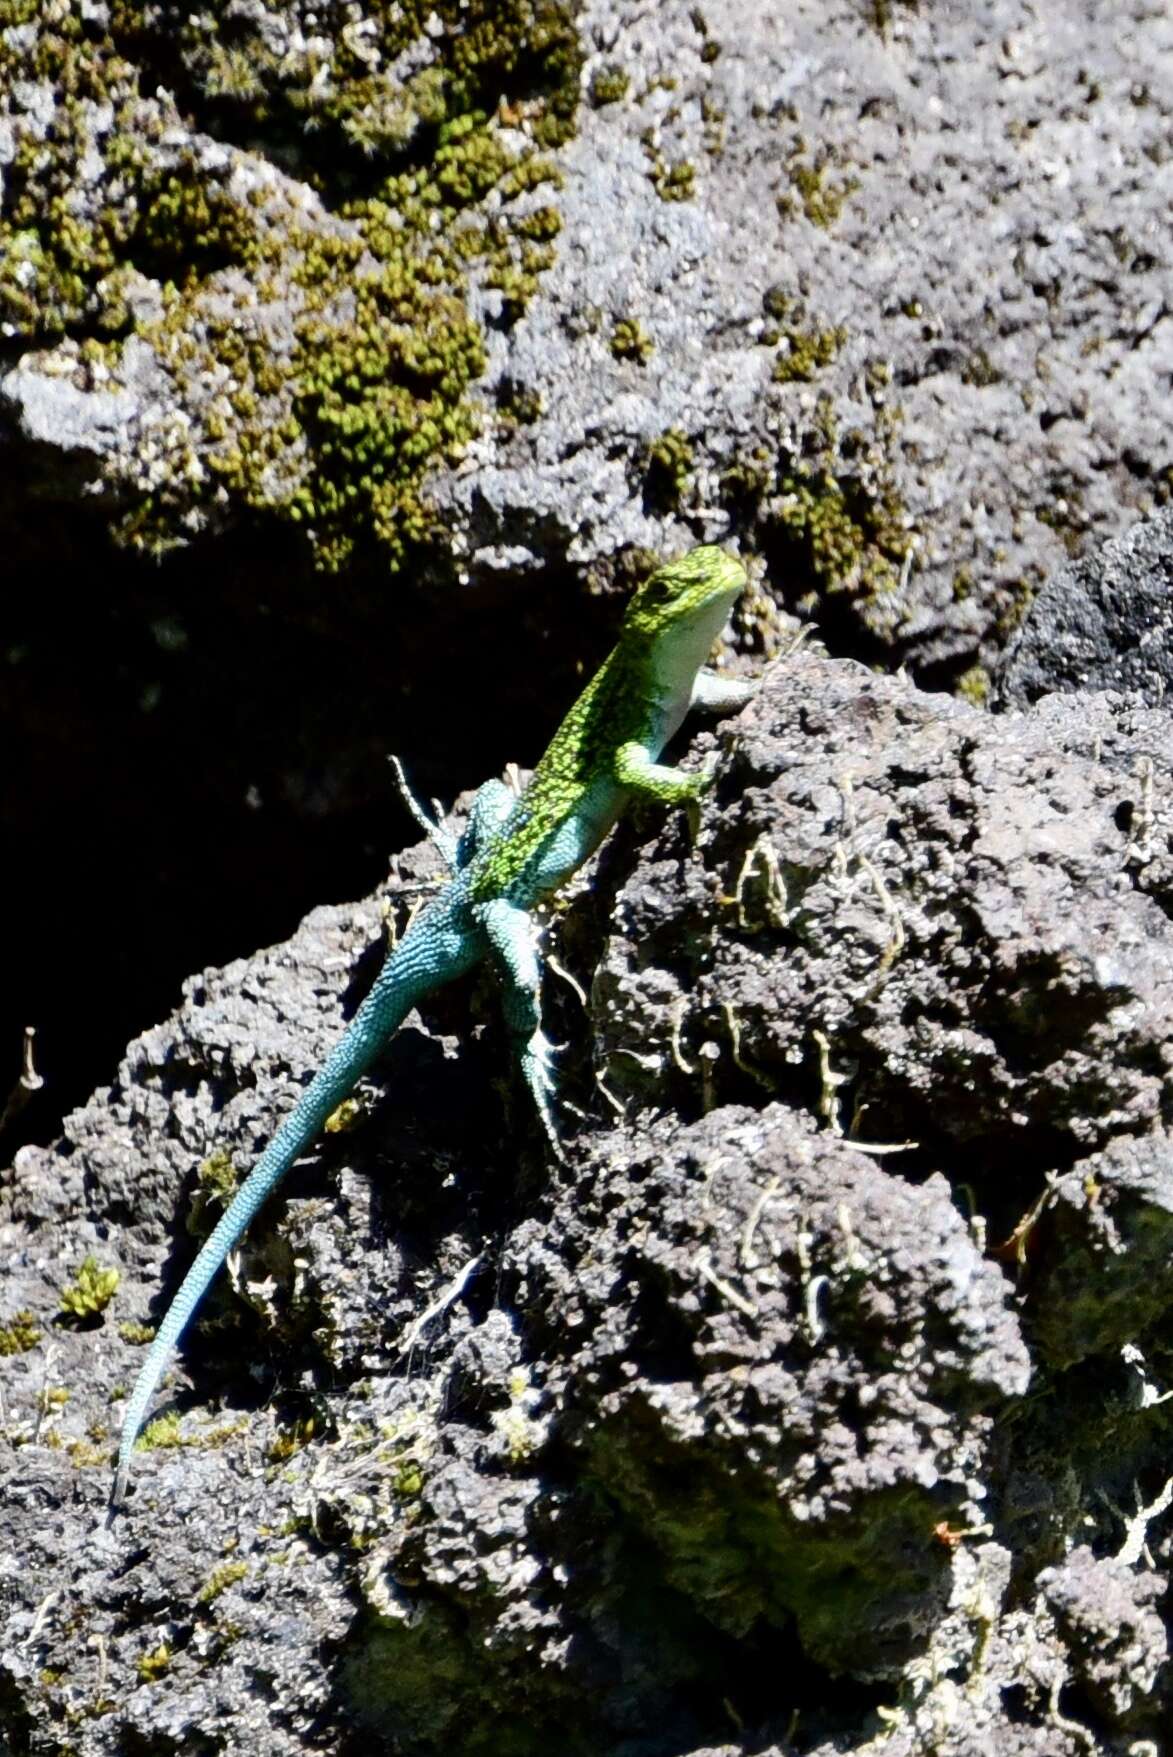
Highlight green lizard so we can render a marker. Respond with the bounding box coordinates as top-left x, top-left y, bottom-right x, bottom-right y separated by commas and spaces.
113, 544, 752, 1502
